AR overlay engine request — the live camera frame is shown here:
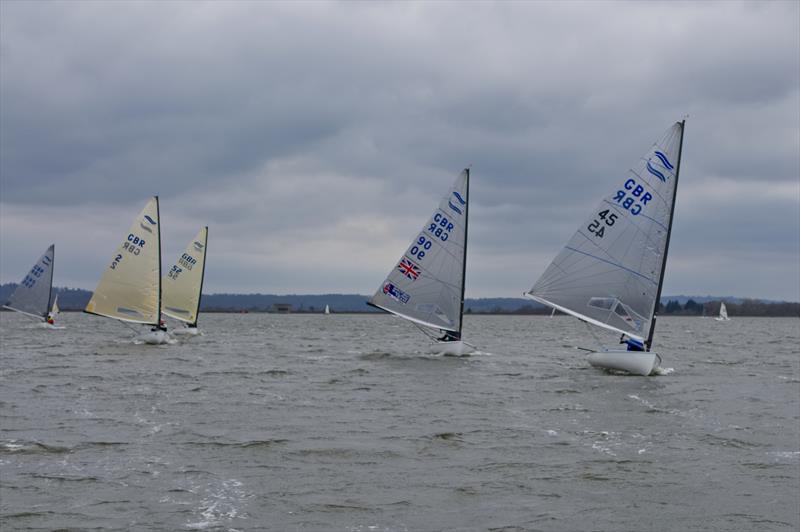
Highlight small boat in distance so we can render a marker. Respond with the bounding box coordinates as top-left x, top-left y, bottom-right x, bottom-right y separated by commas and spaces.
84, 196, 169, 344
715, 302, 731, 321
163, 227, 209, 336
526, 121, 687, 375
368, 168, 471, 355
324, 304, 330, 315
3, 244, 62, 328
